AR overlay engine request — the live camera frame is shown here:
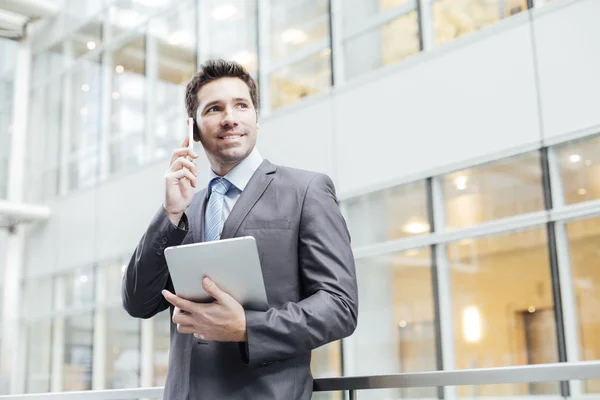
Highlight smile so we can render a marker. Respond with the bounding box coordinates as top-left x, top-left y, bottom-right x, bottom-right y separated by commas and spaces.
220, 134, 244, 139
